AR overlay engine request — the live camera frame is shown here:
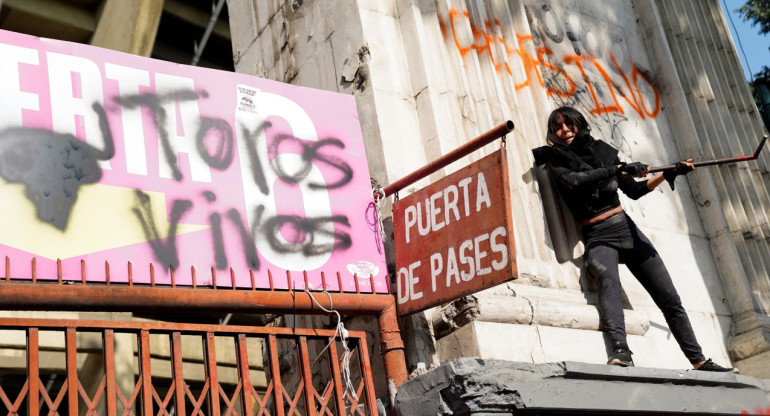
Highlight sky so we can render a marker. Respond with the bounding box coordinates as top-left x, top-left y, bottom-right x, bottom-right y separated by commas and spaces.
720, 0, 770, 81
